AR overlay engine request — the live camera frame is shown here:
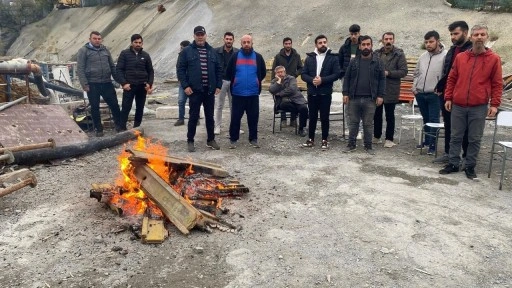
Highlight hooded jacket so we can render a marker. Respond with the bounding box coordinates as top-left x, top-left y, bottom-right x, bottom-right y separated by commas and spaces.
77, 43, 118, 88
373, 46, 408, 103
271, 48, 303, 78
176, 41, 223, 94
269, 74, 307, 106
116, 46, 154, 87
412, 45, 447, 94
301, 49, 340, 96
445, 48, 502, 108
342, 53, 386, 100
